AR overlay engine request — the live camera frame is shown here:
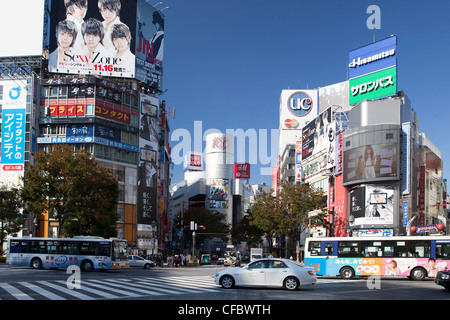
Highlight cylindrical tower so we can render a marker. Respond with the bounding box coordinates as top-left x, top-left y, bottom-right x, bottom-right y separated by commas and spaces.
204, 133, 234, 226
